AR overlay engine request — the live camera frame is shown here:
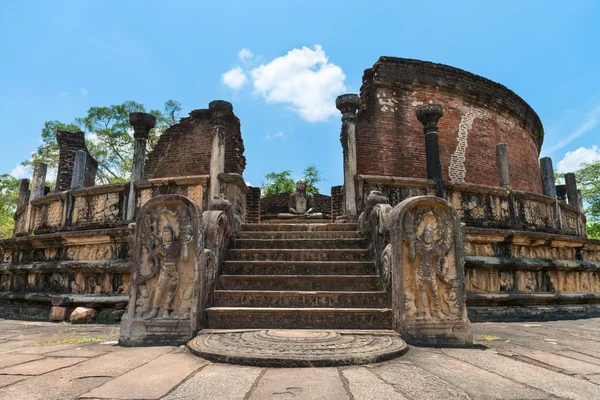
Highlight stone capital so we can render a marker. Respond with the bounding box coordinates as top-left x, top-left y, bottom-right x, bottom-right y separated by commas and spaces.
416, 104, 444, 133
129, 112, 156, 140
336, 94, 360, 122
209, 100, 234, 122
